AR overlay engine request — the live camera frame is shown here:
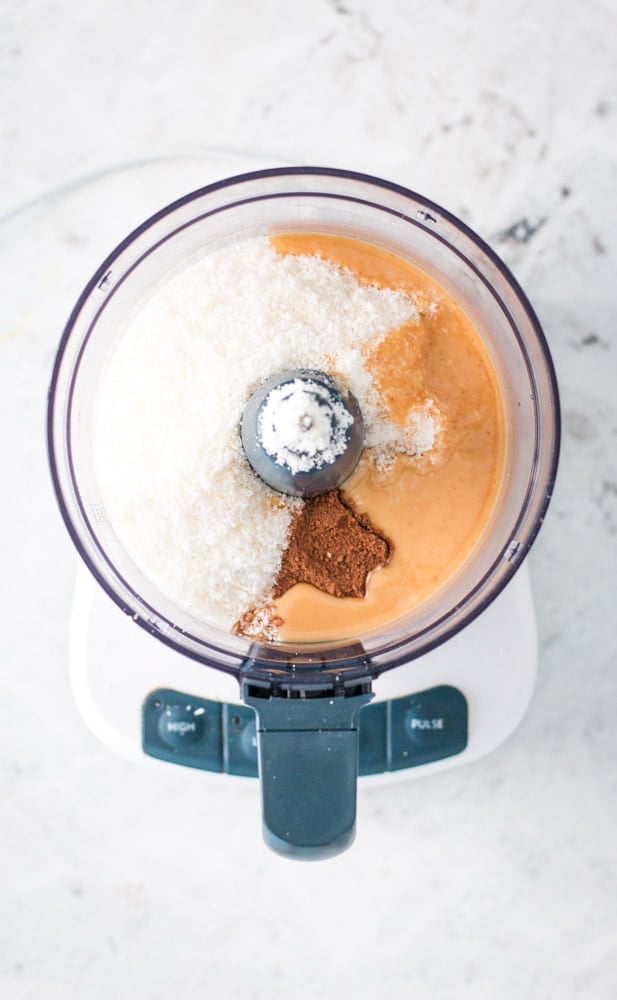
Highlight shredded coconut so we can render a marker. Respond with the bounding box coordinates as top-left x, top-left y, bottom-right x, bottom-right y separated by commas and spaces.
94, 238, 439, 630
372, 399, 442, 470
